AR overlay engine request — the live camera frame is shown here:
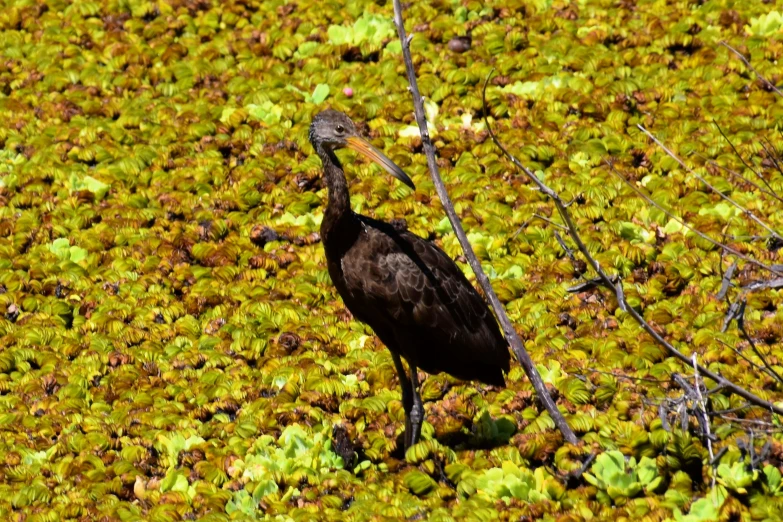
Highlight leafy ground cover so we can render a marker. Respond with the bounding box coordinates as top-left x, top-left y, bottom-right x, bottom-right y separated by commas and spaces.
1, 0, 782, 520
